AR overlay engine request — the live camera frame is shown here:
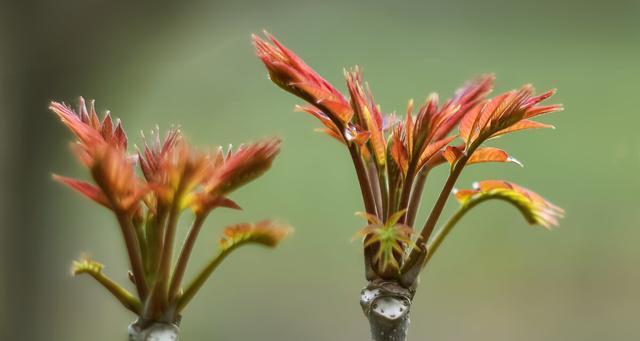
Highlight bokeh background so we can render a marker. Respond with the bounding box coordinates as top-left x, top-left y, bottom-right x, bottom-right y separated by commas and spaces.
2, 0, 639, 340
